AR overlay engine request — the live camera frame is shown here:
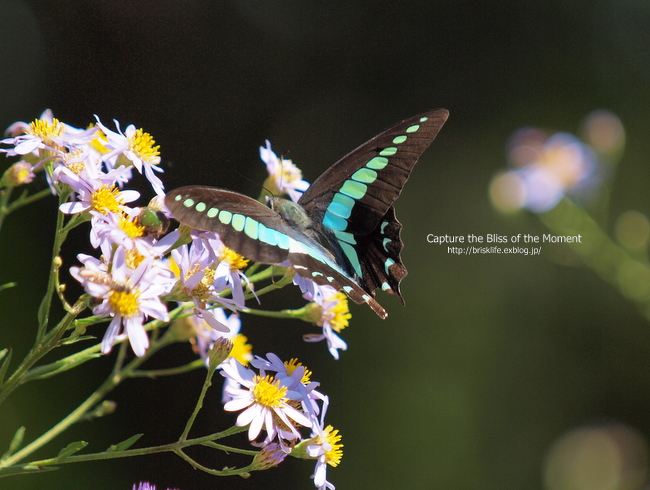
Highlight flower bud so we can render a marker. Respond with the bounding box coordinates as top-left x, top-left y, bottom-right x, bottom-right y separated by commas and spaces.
2, 161, 35, 187
251, 443, 287, 470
